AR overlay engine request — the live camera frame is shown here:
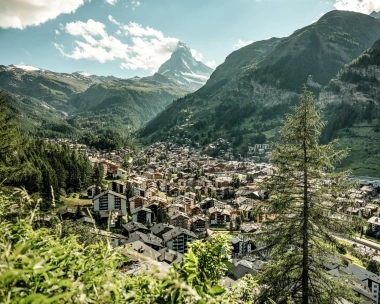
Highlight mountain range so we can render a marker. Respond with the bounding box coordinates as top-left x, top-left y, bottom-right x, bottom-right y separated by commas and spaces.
1, 10, 380, 175
140, 10, 380, 175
